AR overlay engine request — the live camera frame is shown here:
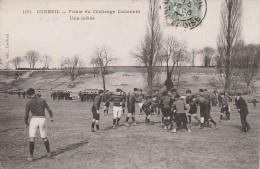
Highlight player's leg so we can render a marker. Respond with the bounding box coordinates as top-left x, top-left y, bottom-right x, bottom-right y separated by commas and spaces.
226, 106, 230, 120
113, 106, 117, 128
117, 107, 122, 126
181, 113, 190, 132
125, 113, 131, 126
28, 118, 38, 161
39, 118, 51, 157
139, 103, 143, 114
95, 120, 99, 130
199, 105, 205, 129
91, 119, 96, 132
192, 114, 200, 124
187, 113, 192, 126
132, 113, 136, 125
103, 106, 107, 115
220, 106, 225, 121
171, 113, 179, 133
